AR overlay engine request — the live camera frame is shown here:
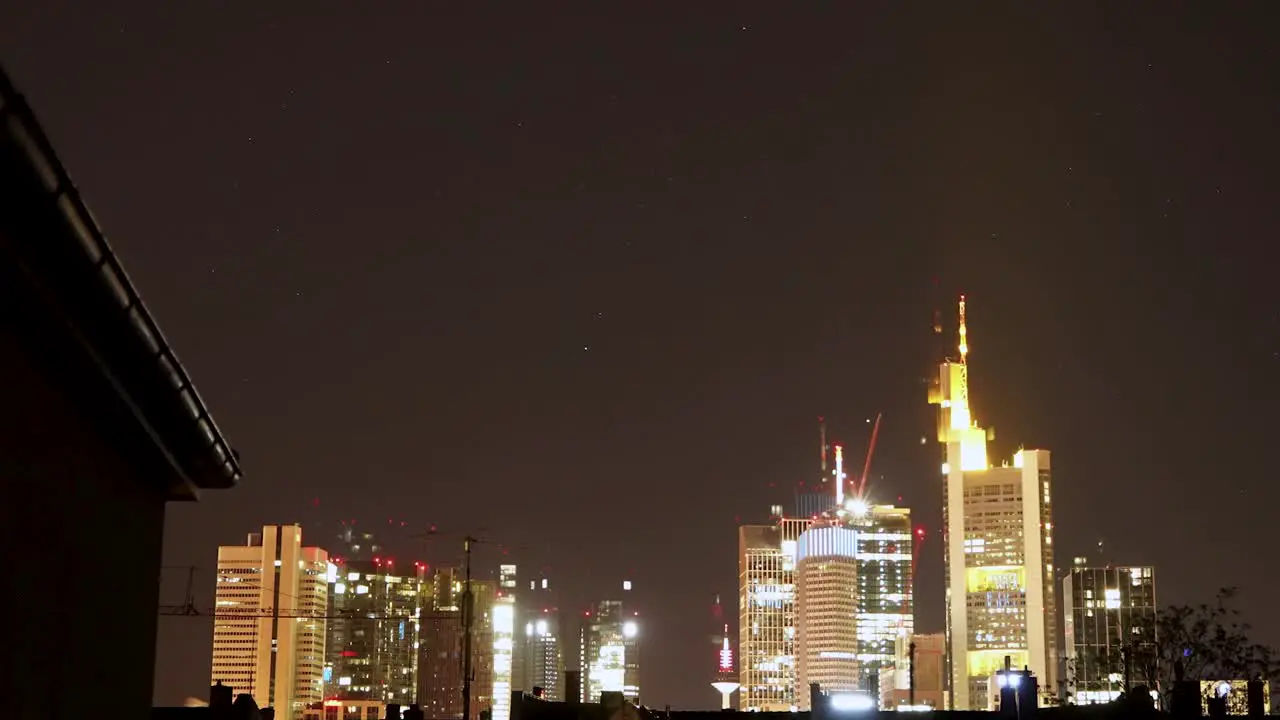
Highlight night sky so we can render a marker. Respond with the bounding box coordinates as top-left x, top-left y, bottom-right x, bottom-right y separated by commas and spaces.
2, 3, 1276, 710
